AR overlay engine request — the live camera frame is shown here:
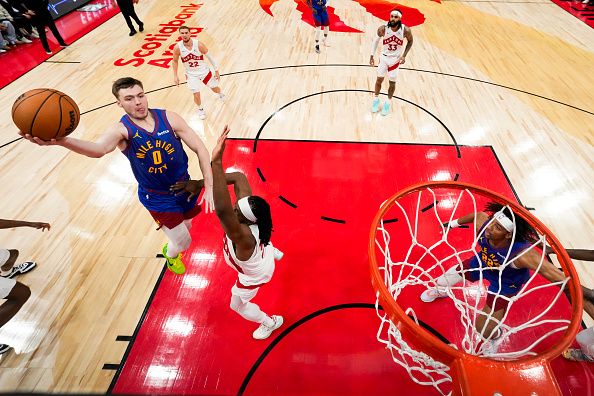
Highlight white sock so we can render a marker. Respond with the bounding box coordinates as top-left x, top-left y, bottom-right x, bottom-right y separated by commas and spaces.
315, 27, 321, 43
231, 295, 274, 325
